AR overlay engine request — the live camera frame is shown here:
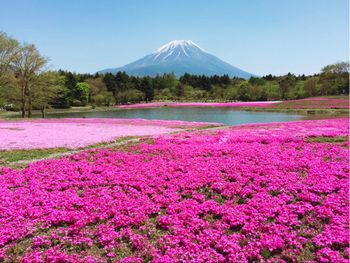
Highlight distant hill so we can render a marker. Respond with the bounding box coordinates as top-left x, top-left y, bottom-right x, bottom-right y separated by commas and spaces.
98, 40, 254, 79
